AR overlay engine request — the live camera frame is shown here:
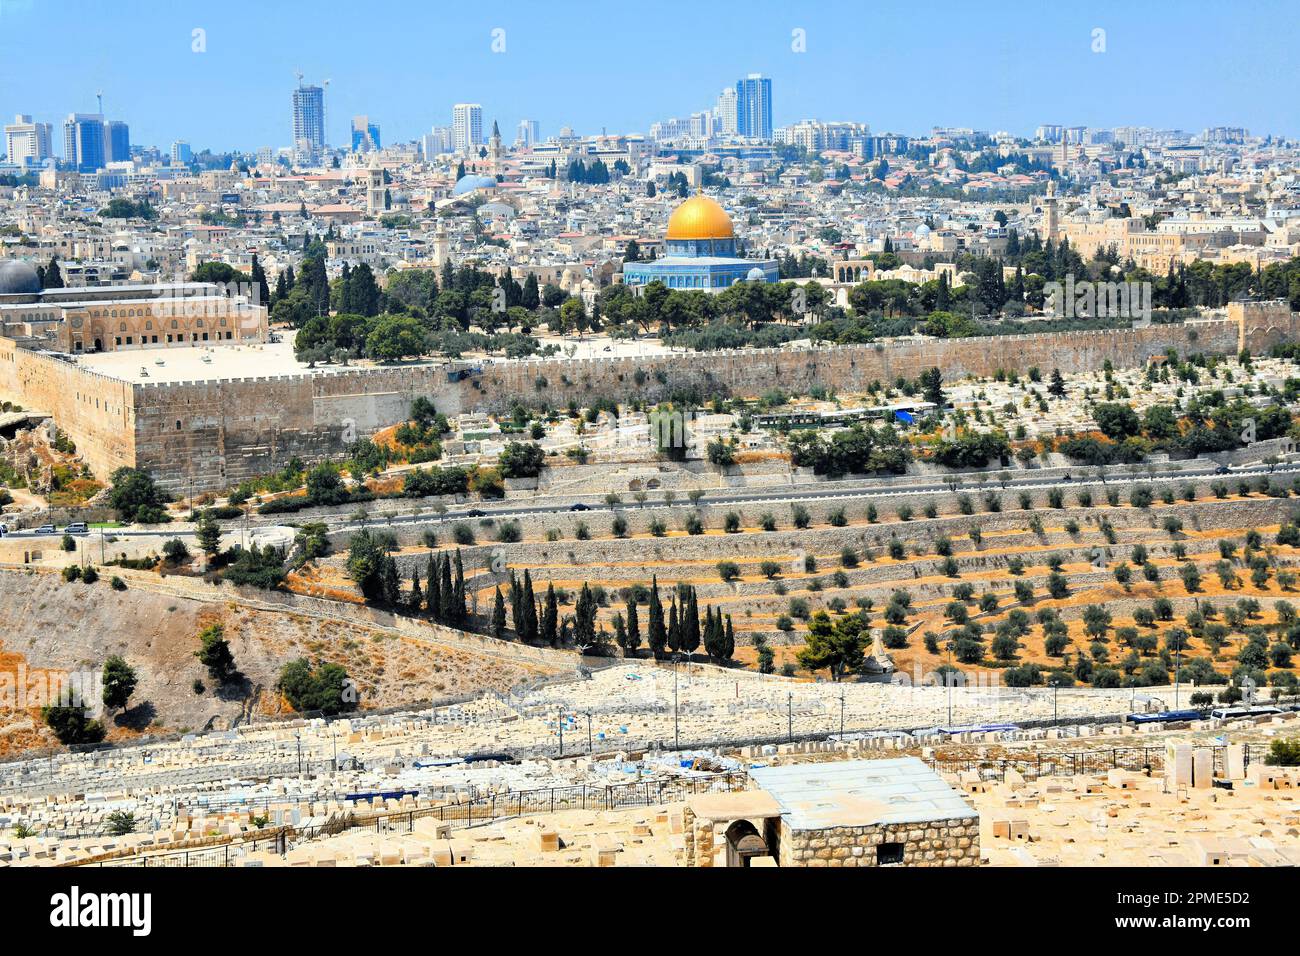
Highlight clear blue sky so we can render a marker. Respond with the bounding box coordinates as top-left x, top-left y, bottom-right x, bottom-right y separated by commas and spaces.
1, 0, 1296, 153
